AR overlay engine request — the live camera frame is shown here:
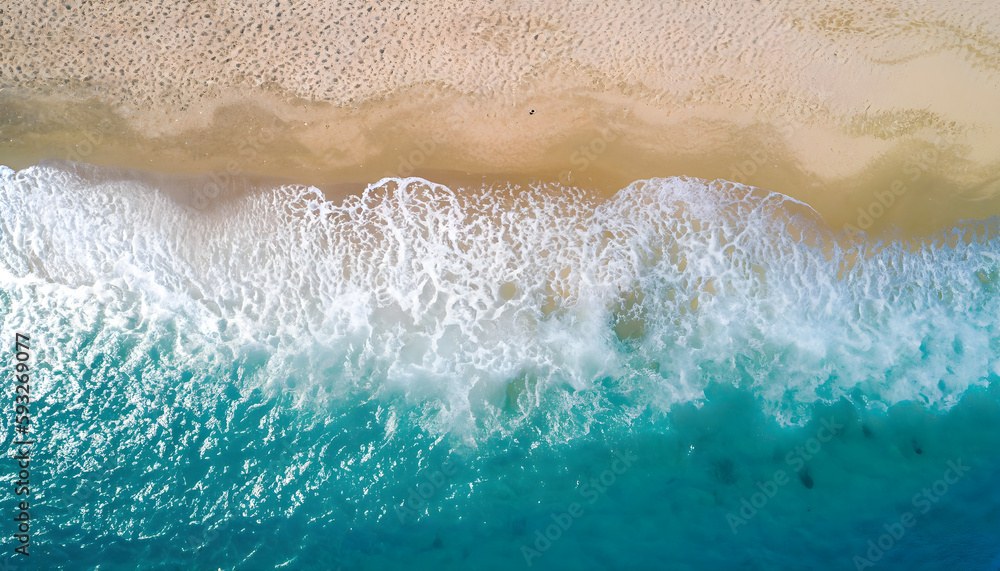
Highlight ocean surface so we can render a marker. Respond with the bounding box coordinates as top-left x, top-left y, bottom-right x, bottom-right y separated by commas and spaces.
2, 162, 1000, 570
